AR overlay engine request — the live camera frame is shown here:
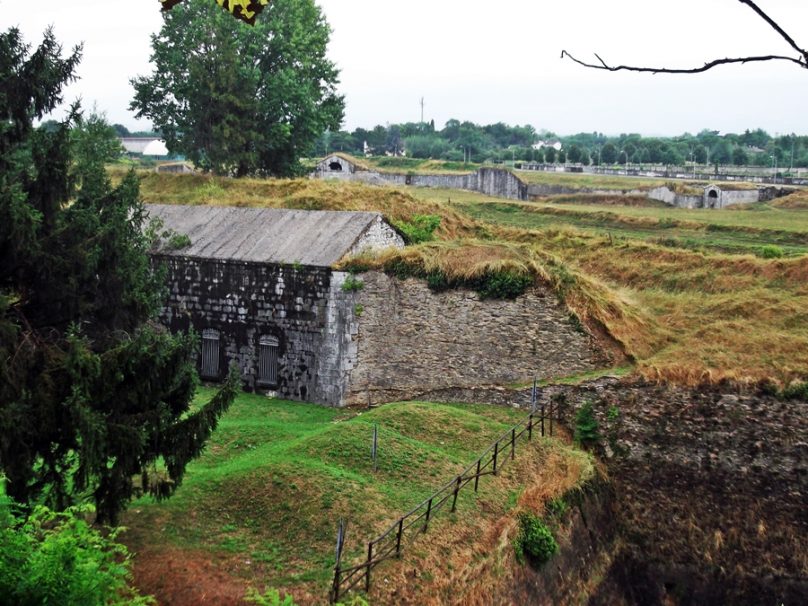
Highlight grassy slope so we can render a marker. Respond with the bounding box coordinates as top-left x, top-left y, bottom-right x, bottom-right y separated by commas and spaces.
124, 389, 584, 604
